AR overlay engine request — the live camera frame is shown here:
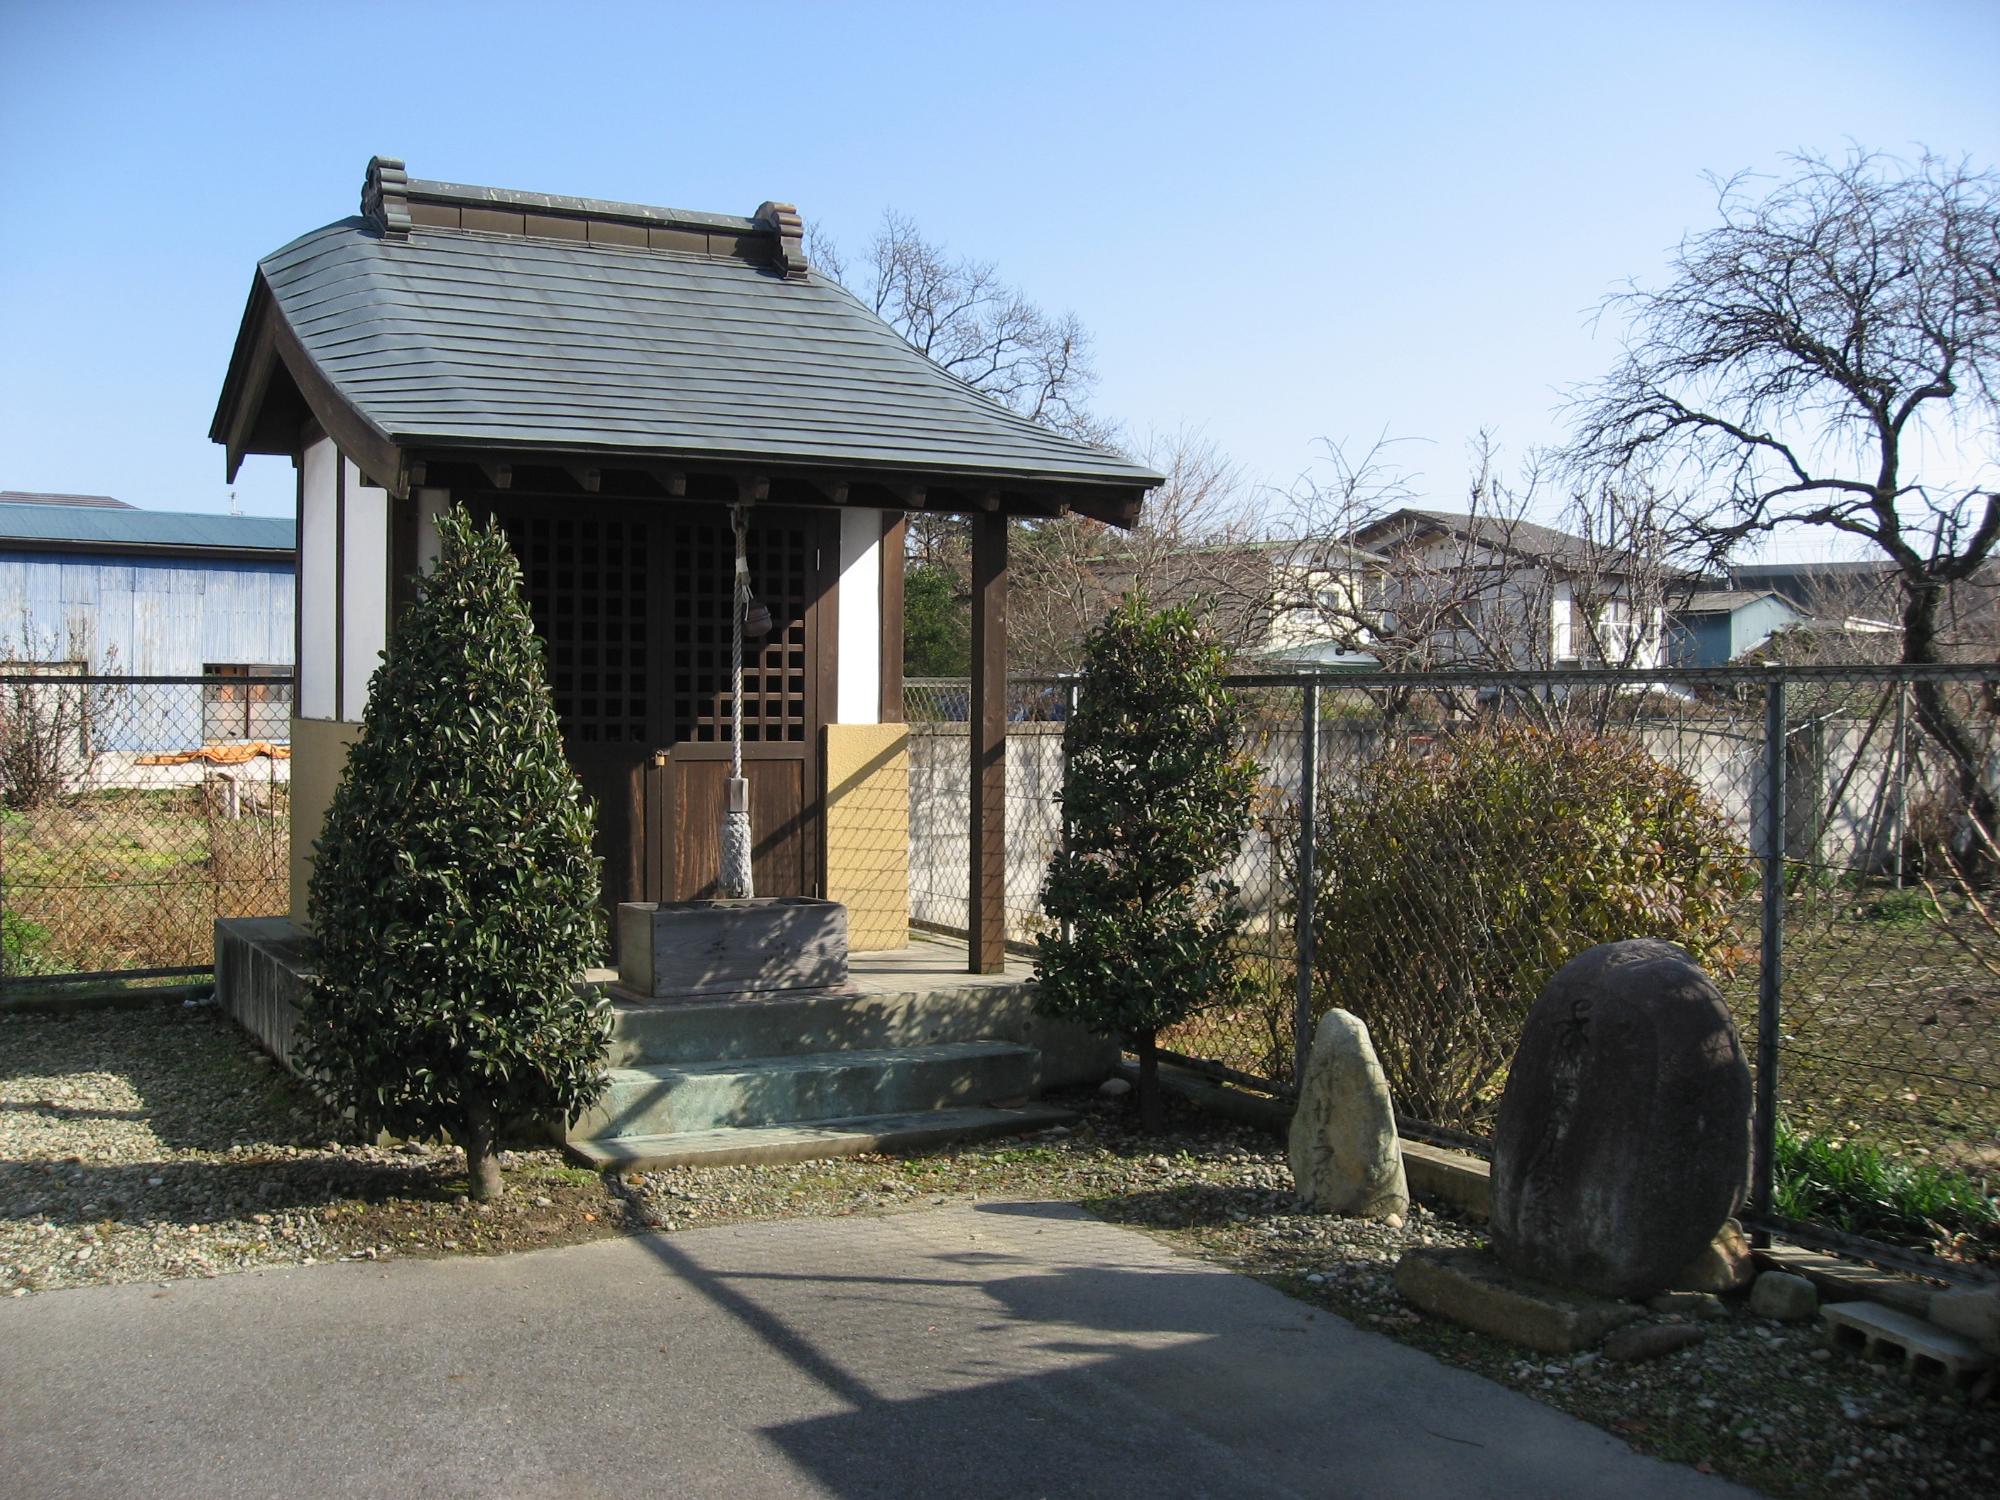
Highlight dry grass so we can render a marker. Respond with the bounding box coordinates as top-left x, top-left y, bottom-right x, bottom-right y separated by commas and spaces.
2, 788, 287, 979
